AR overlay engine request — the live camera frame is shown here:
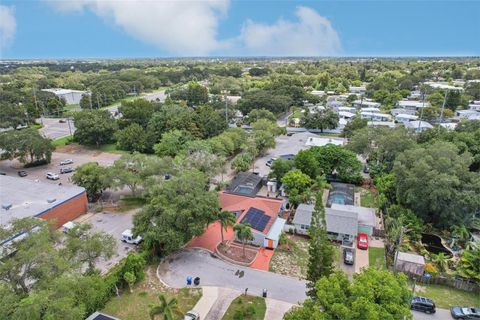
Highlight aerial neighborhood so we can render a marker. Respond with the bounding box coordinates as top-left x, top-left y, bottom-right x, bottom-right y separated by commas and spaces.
1, 57, 479, 320
1, 0, 480, 316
